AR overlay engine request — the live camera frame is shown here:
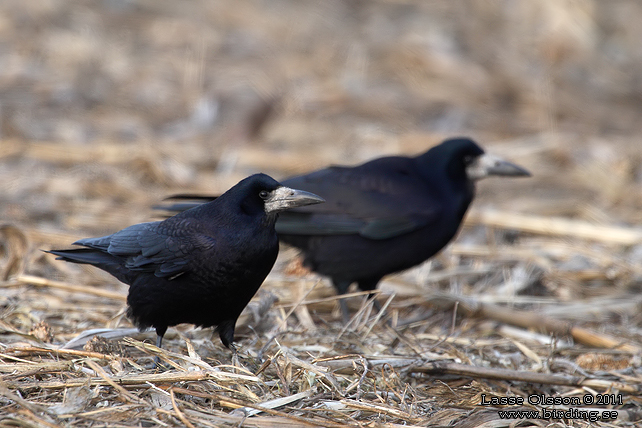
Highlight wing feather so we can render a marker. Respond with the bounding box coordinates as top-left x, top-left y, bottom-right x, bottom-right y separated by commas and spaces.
76, 220, 213, 278
280, 159, 441, 239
